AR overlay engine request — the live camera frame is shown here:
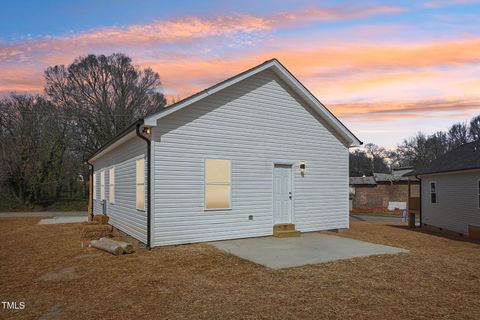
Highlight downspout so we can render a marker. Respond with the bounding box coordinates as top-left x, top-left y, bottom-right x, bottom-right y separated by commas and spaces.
416, 175, 422, 228
86, 160, 94, 221
136, 121, 151, 249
